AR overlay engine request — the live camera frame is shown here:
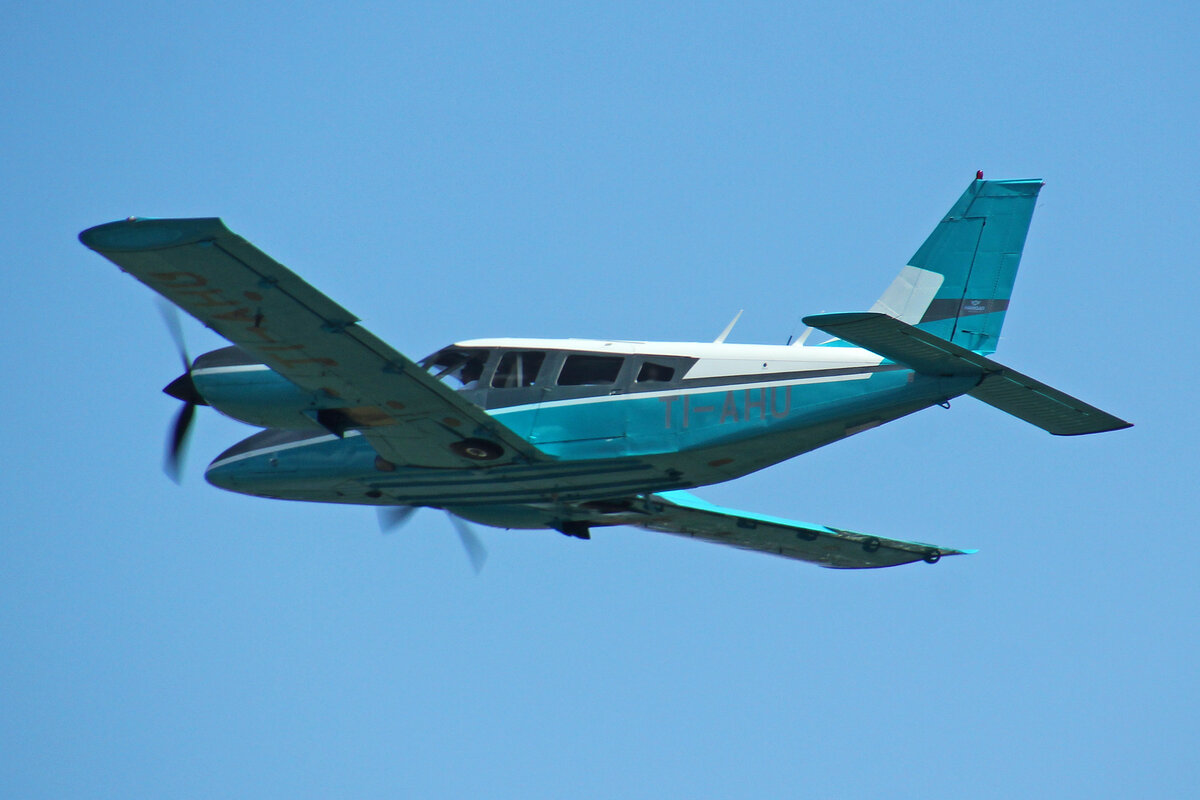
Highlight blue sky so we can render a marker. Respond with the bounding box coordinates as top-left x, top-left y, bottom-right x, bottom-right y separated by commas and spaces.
3, 2, 1197, 797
